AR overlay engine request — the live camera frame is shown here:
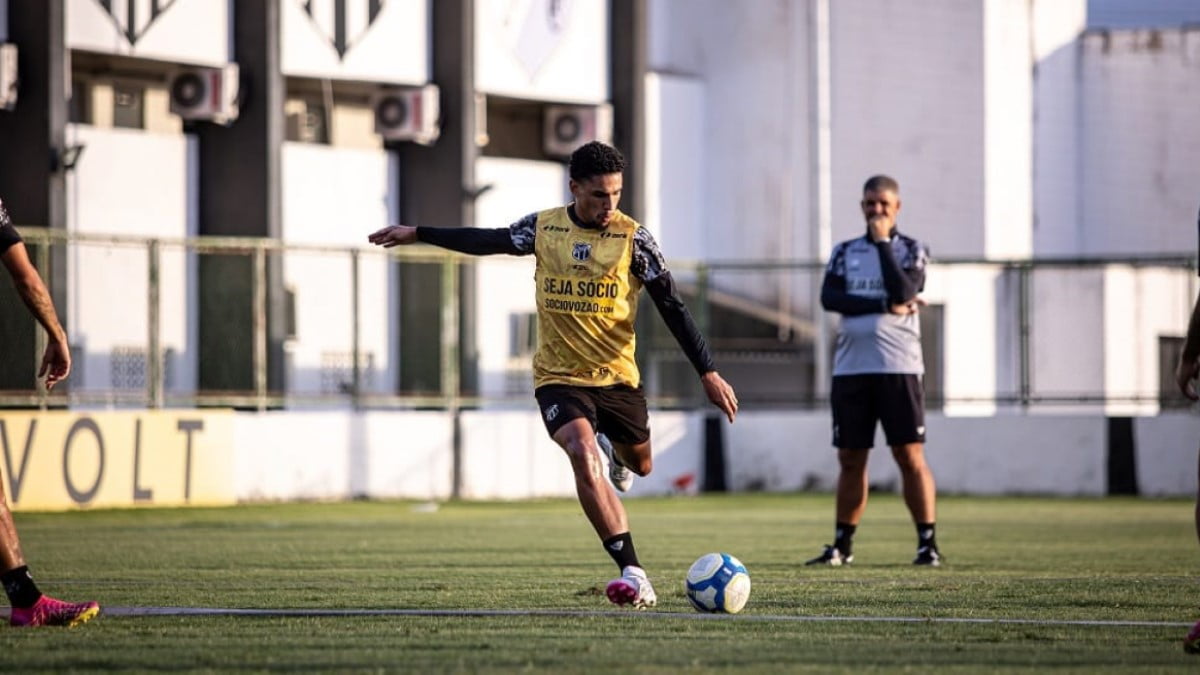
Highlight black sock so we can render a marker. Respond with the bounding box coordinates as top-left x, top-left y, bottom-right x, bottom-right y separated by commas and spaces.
1, 566, 42, 609
834, 522, 857, 556
602, 532, 641, 571
917, 522, 937, 550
